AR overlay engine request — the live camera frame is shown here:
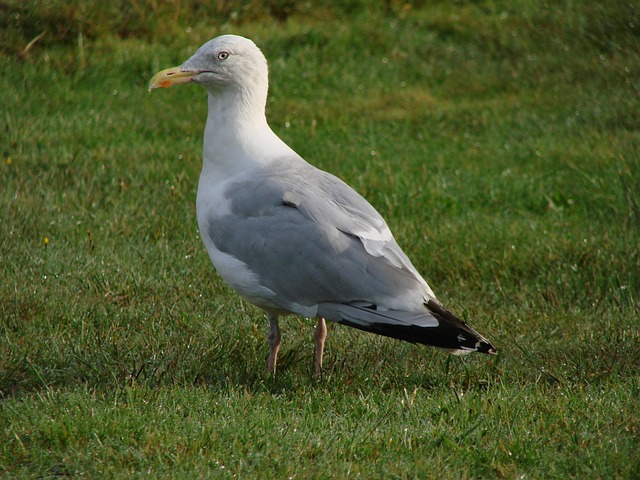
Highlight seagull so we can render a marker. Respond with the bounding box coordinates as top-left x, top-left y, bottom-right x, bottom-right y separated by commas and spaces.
149, 34, 496, 376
